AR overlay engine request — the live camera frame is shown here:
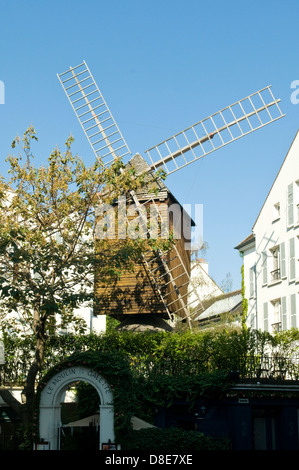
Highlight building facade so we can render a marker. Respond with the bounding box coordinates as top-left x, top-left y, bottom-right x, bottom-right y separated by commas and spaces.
236, 130, 299, 332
